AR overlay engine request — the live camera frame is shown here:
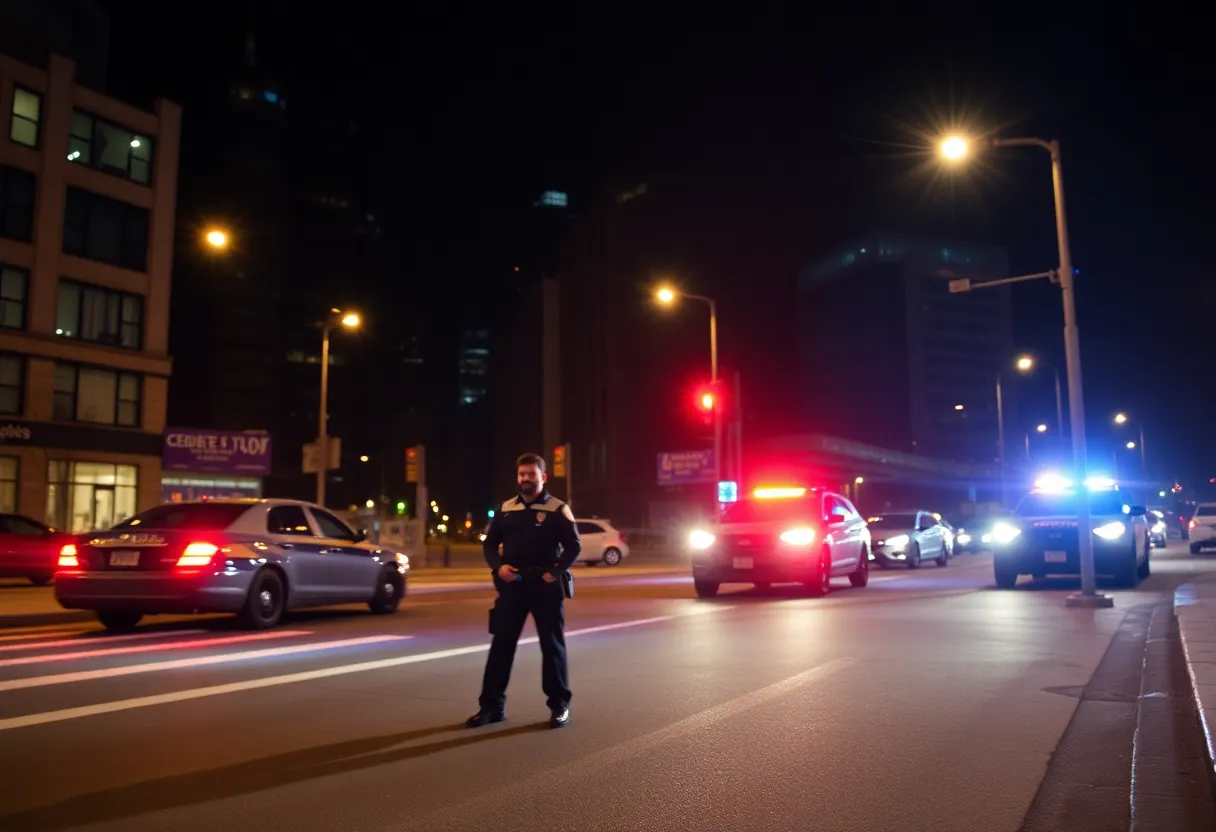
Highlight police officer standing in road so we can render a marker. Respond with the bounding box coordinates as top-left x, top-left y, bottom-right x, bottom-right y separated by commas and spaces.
468, 452, 581, 729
